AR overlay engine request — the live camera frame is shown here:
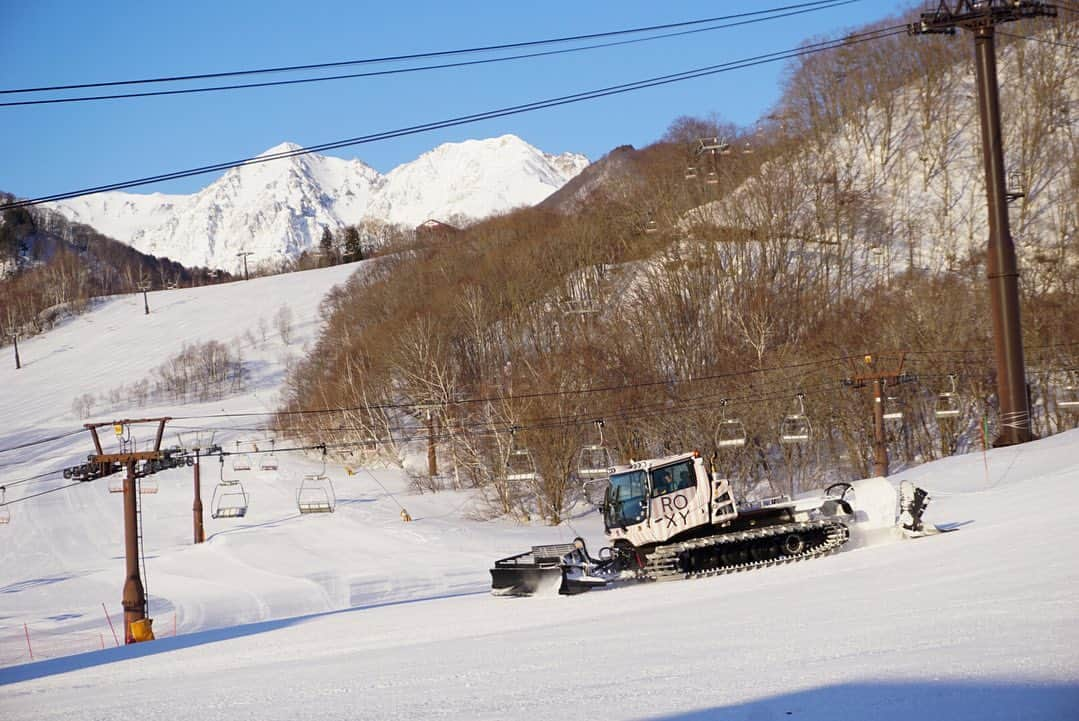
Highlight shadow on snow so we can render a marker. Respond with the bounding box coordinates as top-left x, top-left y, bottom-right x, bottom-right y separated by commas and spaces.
0, 587, 488, 686
639, 680, 1079, 721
